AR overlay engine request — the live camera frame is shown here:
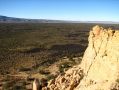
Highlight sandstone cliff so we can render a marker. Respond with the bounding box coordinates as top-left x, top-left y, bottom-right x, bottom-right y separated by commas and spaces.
40, 25, 119, 90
